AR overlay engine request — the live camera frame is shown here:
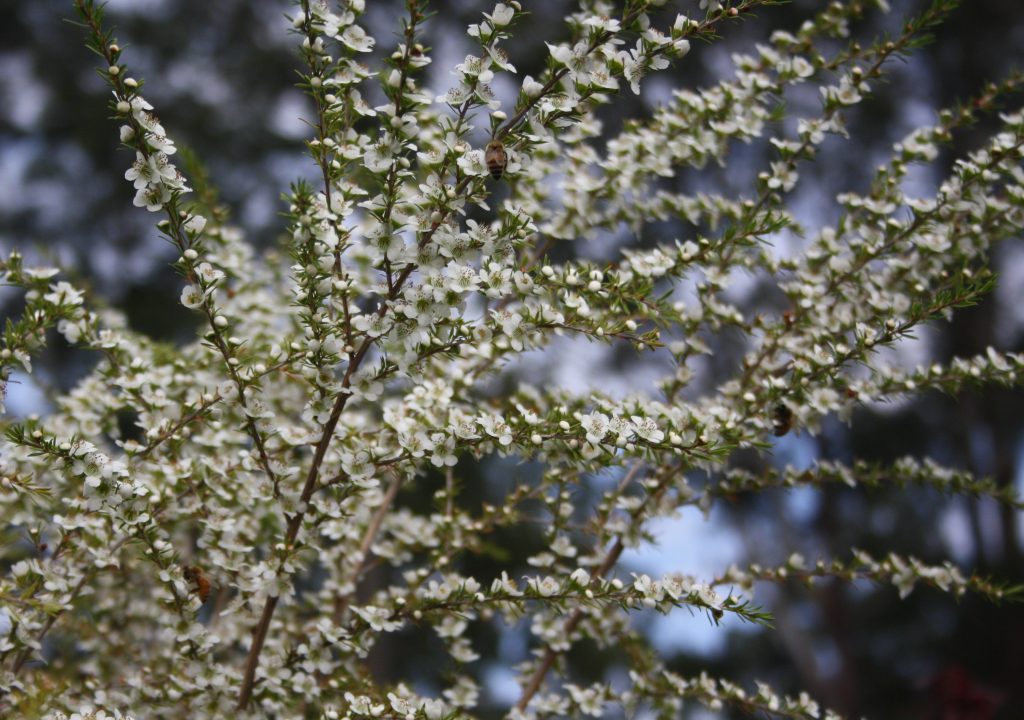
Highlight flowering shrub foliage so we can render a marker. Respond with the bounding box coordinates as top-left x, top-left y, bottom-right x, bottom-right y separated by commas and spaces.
1, 0, 1023, 718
